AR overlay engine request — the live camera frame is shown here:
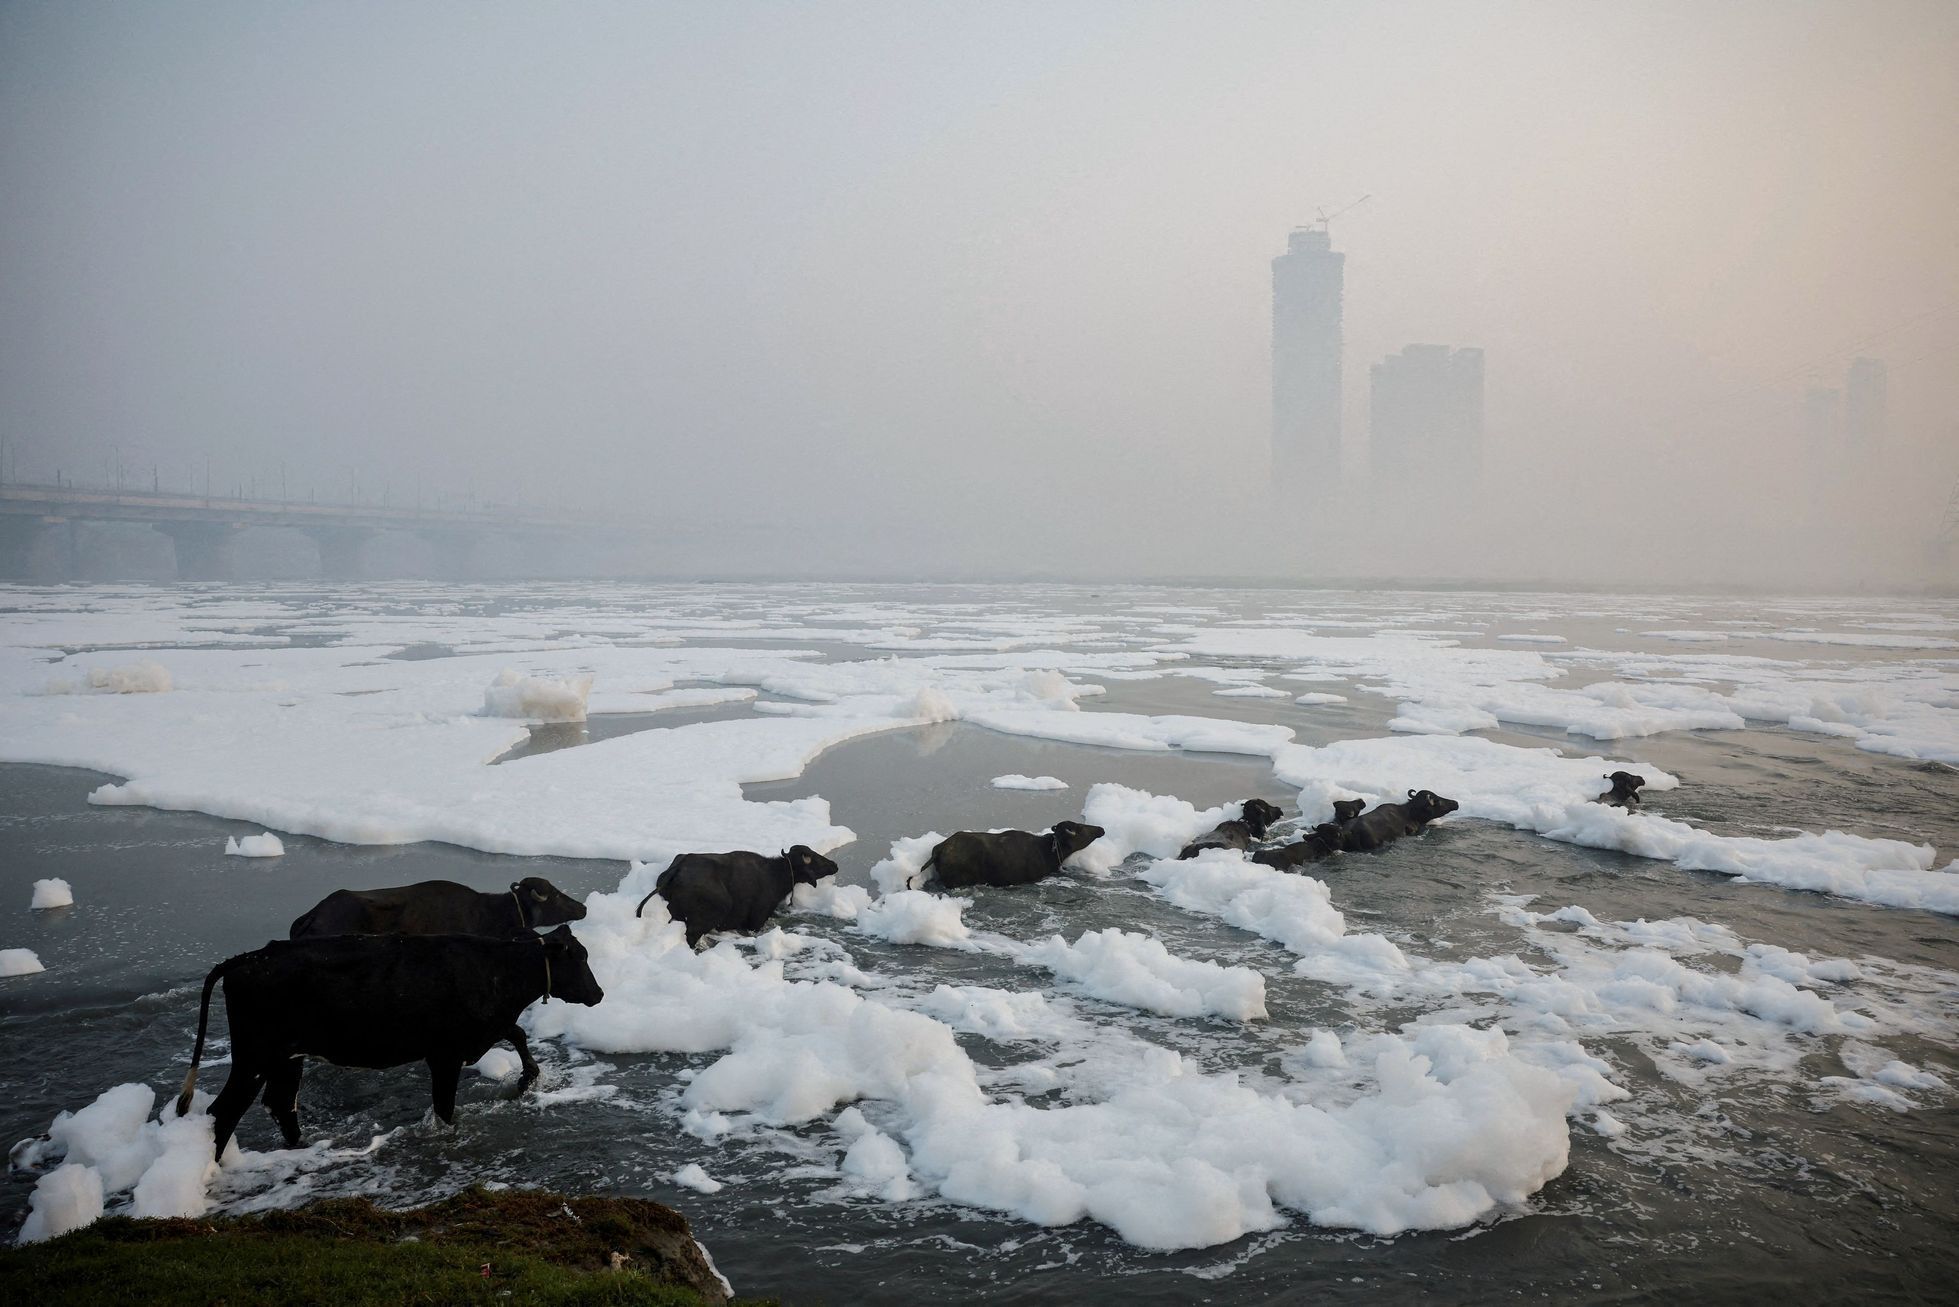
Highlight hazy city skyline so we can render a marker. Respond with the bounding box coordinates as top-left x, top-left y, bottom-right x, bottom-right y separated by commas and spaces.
3, 2, 1956, 586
